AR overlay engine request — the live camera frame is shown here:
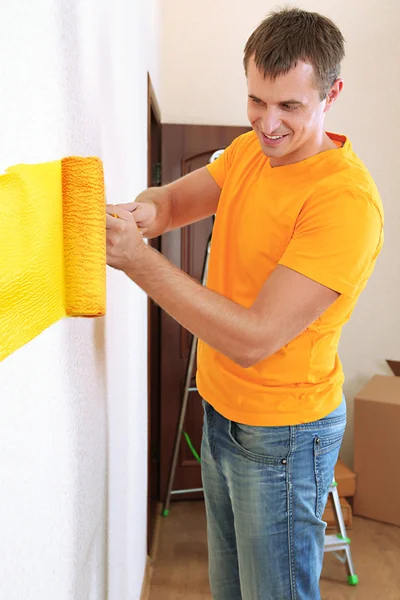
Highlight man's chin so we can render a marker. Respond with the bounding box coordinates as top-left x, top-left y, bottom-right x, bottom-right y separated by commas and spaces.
259, 144, 287, 159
